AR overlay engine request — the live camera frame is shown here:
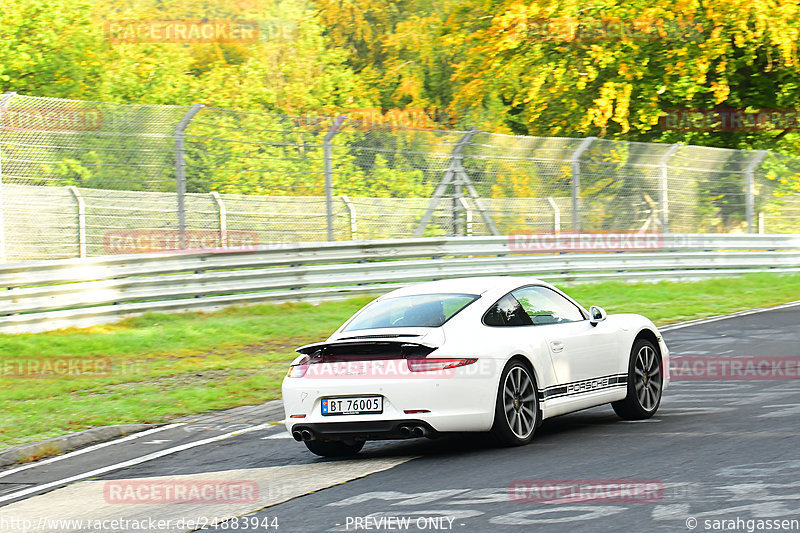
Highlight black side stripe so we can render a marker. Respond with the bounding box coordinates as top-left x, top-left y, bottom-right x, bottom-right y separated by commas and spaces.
539, 373, 628, 401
